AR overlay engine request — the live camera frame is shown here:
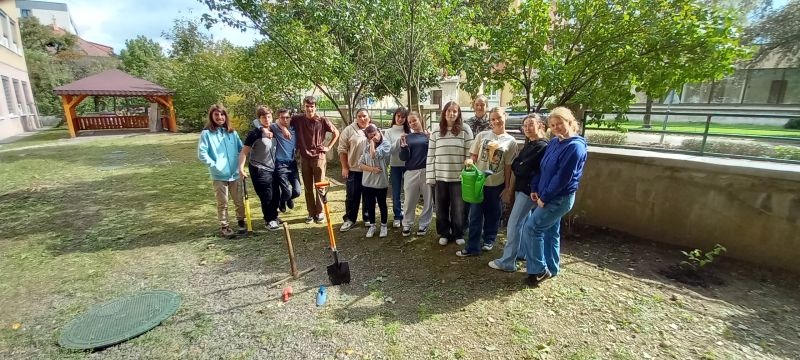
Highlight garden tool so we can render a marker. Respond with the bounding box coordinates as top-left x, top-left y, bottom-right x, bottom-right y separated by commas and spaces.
315, 181, 351, 285
266, 223, 315, 289
242, 180, 254, 235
